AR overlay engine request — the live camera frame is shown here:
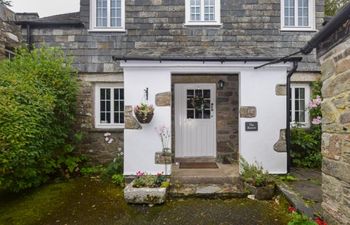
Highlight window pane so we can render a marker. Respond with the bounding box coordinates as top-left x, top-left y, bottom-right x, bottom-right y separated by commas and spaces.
284, 0, 295, 26
113, 88, 124, 124
298, 0, 309, 26
96, 0, 108, 27
190, 0, 201, 21
111, 0, 122, 27
204, 0, 215, 21
187, 110, 194, 119
100, 88, 111, 124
